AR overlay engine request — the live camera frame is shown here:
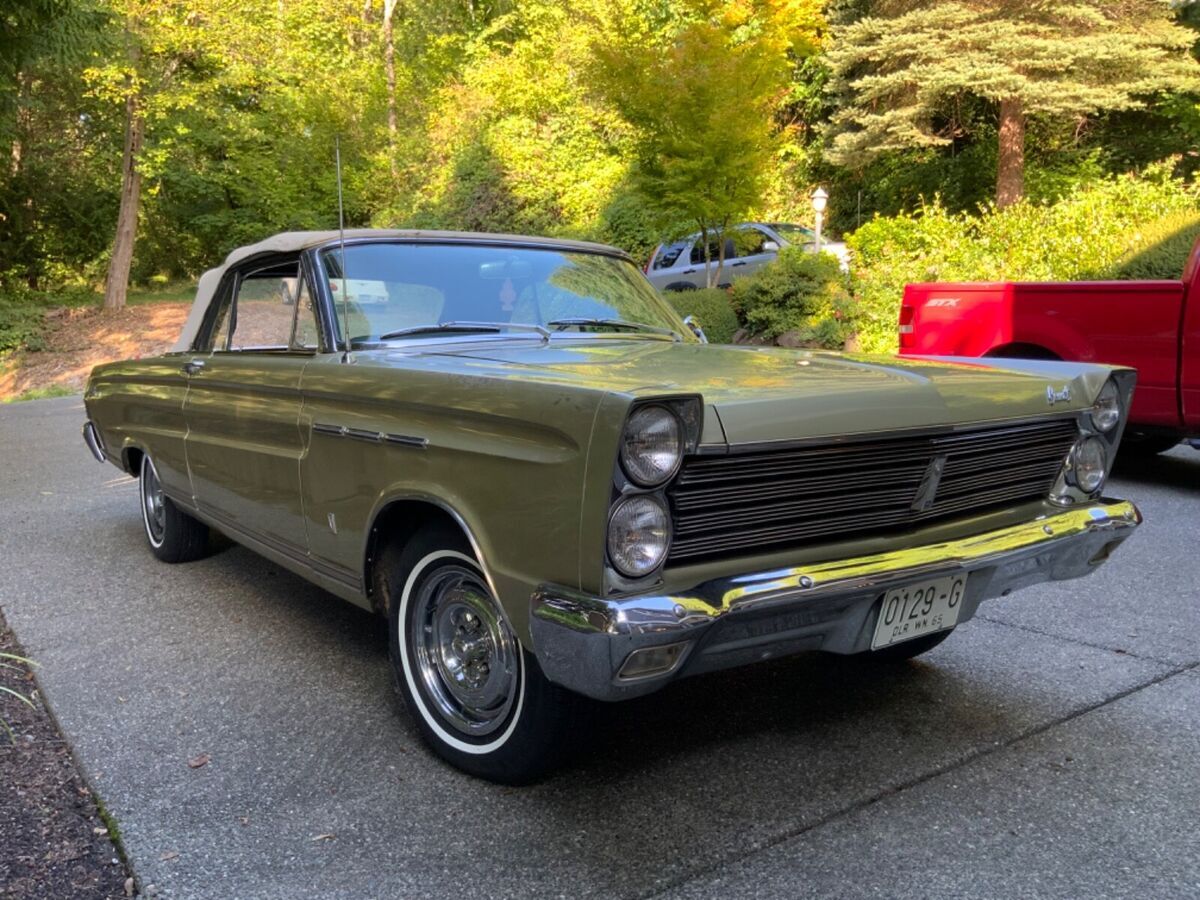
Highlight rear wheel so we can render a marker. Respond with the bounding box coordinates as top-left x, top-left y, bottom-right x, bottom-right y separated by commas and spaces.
386, 527, 581, 784
139, 454, 209, 563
